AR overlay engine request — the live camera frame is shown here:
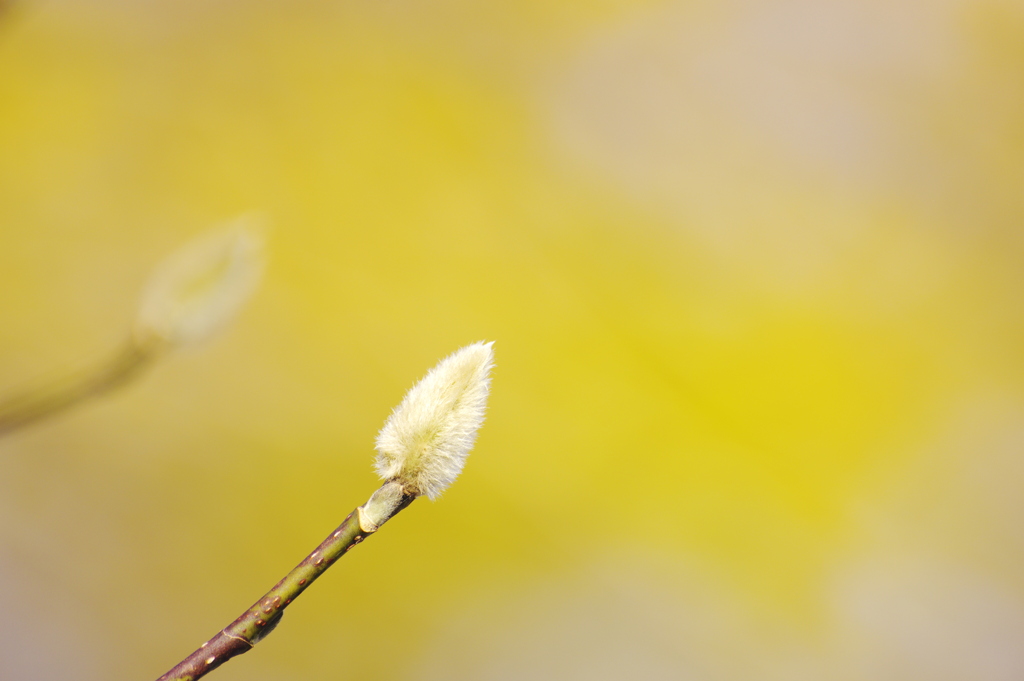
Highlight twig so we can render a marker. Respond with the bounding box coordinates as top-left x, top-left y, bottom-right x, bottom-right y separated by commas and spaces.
156, 487, 415, 681
154, 341, 494, 681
